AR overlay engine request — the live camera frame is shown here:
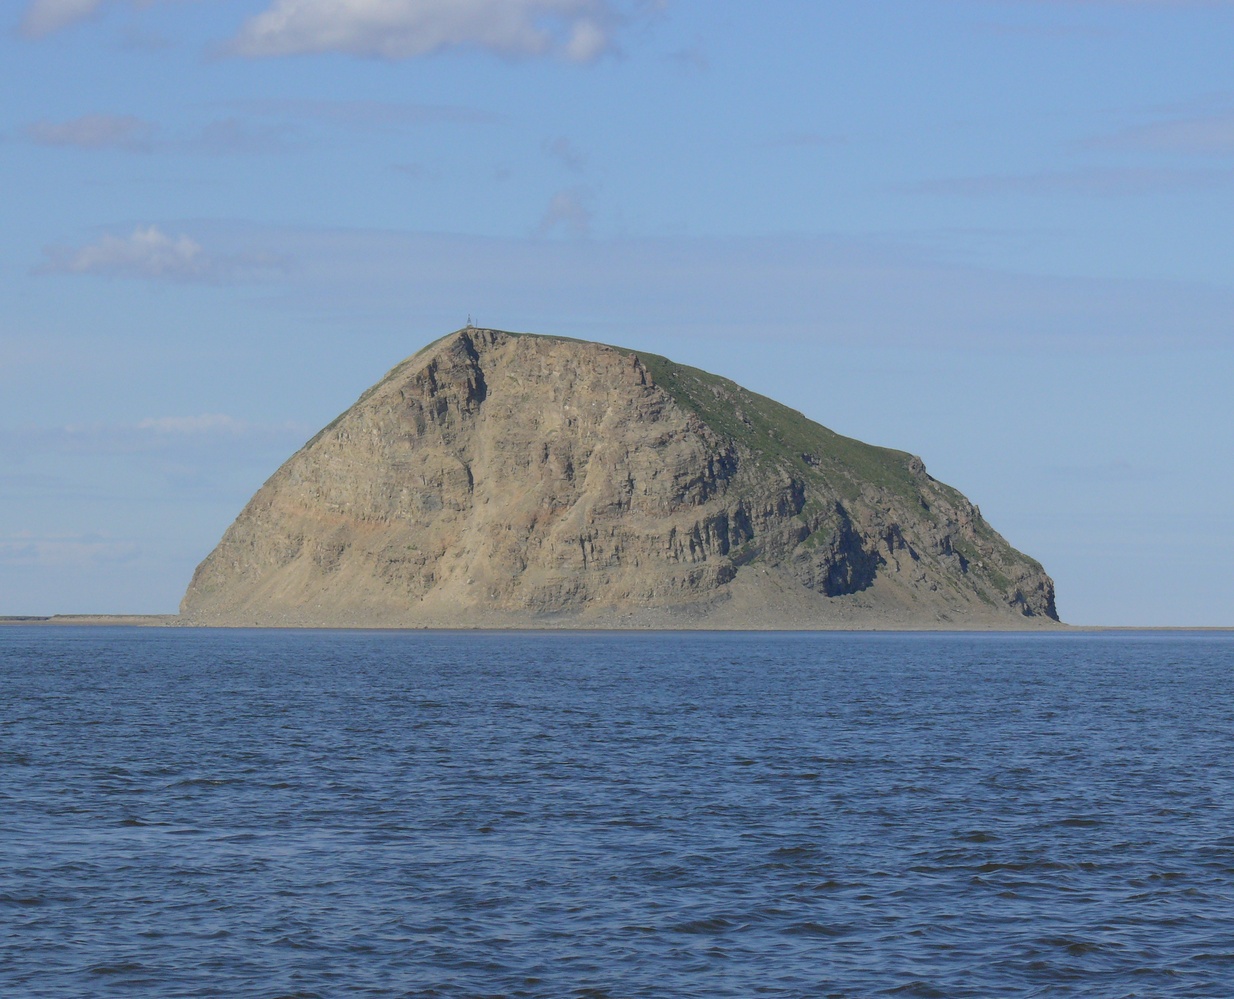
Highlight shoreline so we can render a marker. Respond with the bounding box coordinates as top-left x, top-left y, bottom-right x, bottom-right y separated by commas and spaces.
1, 615, 1231, 632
